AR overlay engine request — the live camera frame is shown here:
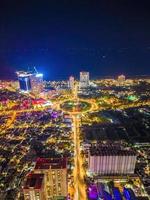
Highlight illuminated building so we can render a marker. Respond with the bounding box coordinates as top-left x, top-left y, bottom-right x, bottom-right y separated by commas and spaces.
30, 73, 44, 95
16, 71, 32, 92
118, 74, 126, 84
23, 173, 46, 200
34, 158, 67, 200
112, 188, 122, 200
79, 71, 89, 88
88, 184, 98, 200
123, 188, 136, 200
88, 146, 136, 175
68, 76, 75, 90
17, 70, 43, 94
